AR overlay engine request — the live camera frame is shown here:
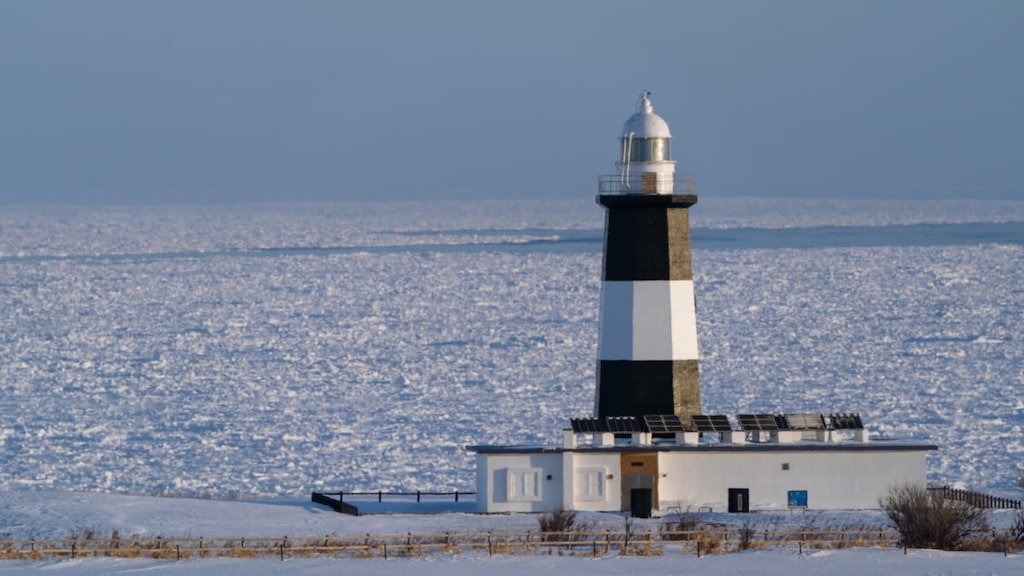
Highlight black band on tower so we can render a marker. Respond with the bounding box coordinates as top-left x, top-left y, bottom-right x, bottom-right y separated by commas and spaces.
599, 194, 696, 281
